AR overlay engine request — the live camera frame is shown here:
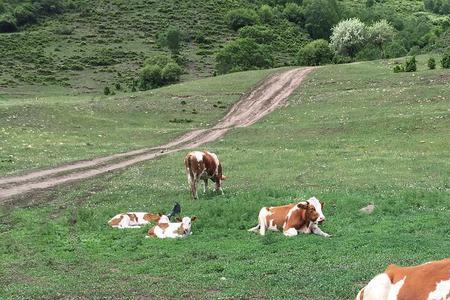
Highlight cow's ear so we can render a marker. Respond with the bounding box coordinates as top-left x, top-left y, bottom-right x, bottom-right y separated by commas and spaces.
297, 203, 308, 209
176, 217, 182, 222
191, 216, 197, 221
320, 201, 325, 209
